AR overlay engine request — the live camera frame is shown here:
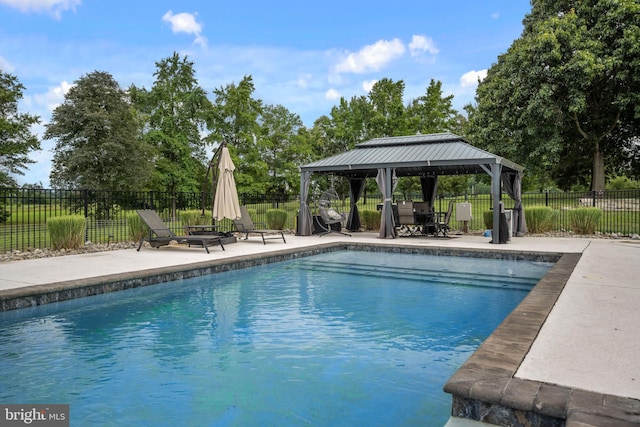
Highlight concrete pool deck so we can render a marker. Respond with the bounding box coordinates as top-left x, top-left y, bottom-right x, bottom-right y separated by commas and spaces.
1, 233, 639, 426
